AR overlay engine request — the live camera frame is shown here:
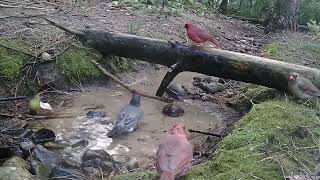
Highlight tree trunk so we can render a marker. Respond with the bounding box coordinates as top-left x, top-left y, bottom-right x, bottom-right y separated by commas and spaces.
46, 19, 320, 97
266, 0, 300, 32
219, 0, 228, 14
